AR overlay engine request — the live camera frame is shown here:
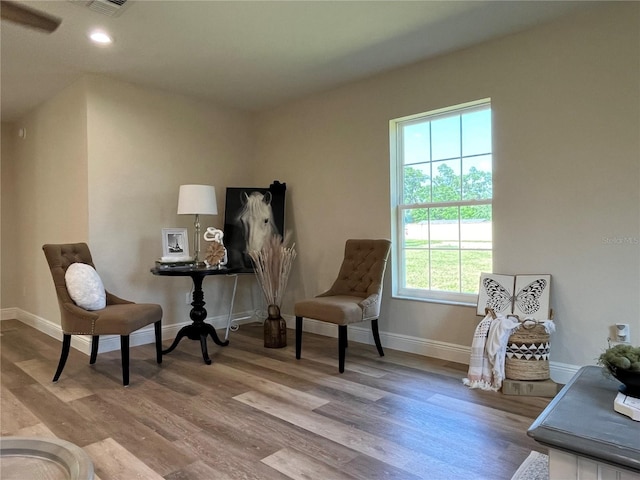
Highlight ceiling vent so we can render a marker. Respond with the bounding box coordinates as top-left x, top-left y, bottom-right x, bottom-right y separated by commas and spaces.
86, 0, 130, 17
